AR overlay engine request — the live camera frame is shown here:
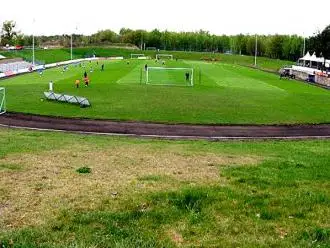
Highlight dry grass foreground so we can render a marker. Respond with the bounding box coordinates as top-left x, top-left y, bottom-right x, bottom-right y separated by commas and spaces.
0, 143, 259, 230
